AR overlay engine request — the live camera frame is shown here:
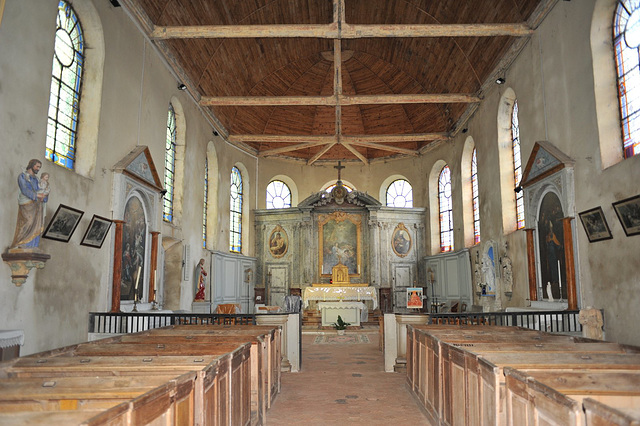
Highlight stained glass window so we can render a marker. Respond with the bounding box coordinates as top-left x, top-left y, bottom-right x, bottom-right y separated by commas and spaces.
163, 103, 176, 223
45, 1, 84, 170
471, 148, 481, 244
266, 180, 291, 209
386, 179, 413, 208
614, 0, 640, 158
203, 157, 208, 248
439, 165, 454, 252
512, 100, 525, 229
230, 167, 243, 253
